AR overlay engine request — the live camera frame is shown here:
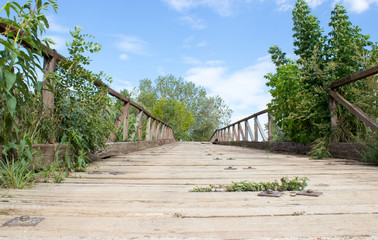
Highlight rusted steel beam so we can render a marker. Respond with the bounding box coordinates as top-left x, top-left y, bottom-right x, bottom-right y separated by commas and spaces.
330, 90, 378, 131
330, 65, 378, 90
